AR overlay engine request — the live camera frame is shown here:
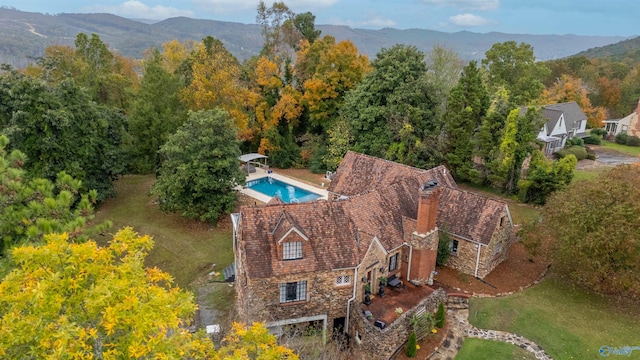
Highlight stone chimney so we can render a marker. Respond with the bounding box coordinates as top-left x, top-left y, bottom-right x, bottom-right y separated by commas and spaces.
410, 180, 441, 285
